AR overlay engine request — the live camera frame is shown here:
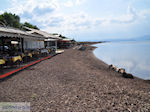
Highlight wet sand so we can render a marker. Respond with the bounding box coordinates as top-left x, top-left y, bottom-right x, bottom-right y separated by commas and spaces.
0, 45, 150, 111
